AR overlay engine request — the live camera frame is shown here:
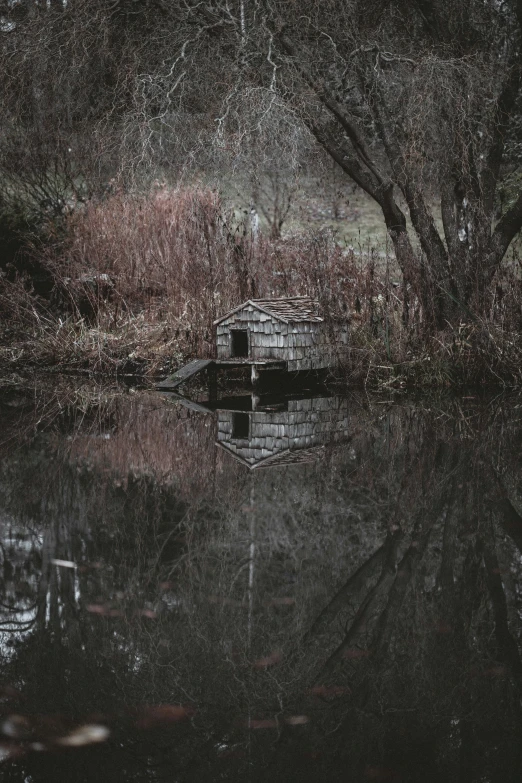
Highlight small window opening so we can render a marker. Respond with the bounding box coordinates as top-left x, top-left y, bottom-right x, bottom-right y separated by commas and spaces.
231, 329, 249, 358
232, 412, 250, 439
